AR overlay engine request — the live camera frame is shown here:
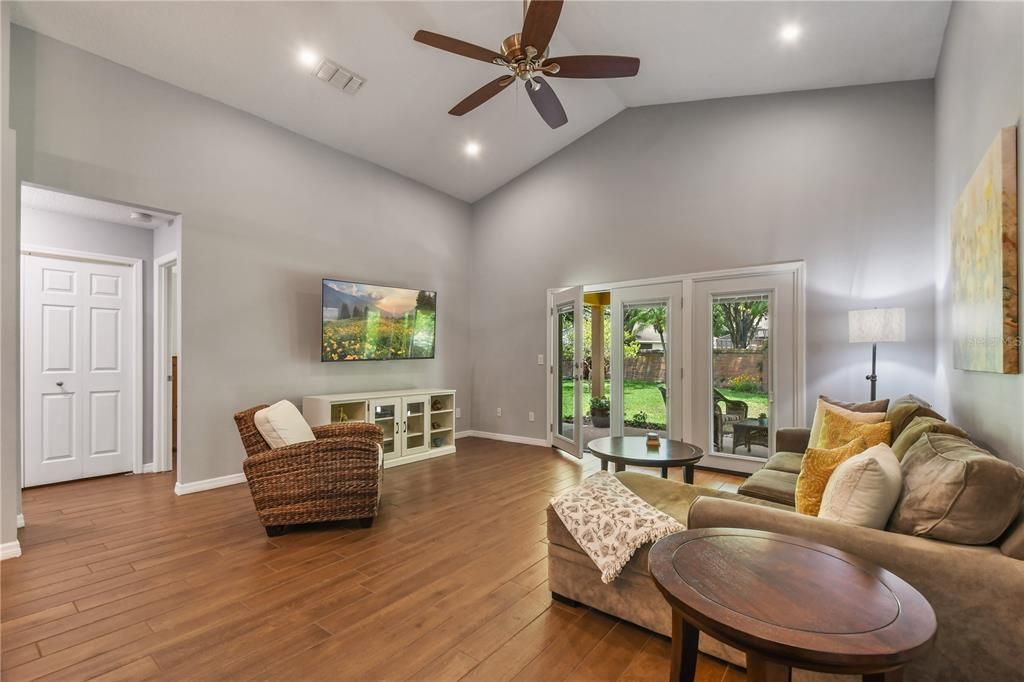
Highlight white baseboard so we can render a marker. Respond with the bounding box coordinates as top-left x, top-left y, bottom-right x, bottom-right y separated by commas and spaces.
383, 446, 456, 469
143, 462, 156, 474
456, 430, 549, 448
16, 514, 24, 529
174, 472, 247, 496
1, 541, 22, 560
